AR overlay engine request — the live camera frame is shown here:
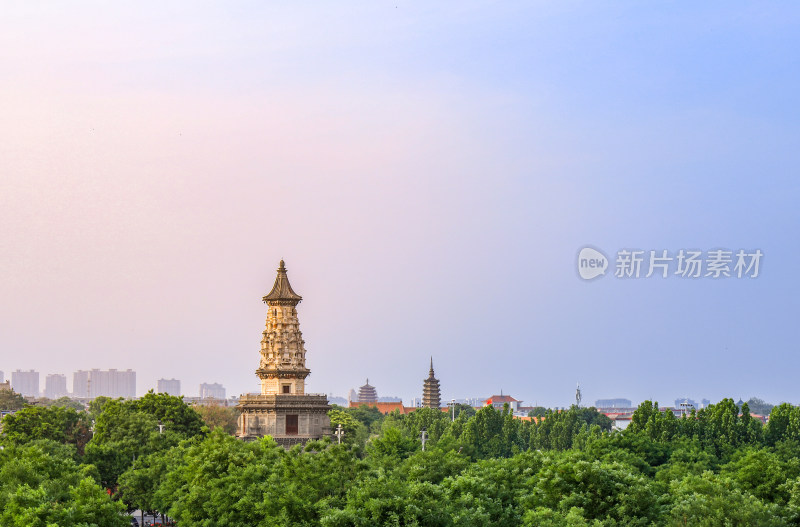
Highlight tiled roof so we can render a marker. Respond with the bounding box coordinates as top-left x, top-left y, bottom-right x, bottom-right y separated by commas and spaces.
349, 401, 412, 415
263, 260, 303, 302
485, 395, 520, 404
